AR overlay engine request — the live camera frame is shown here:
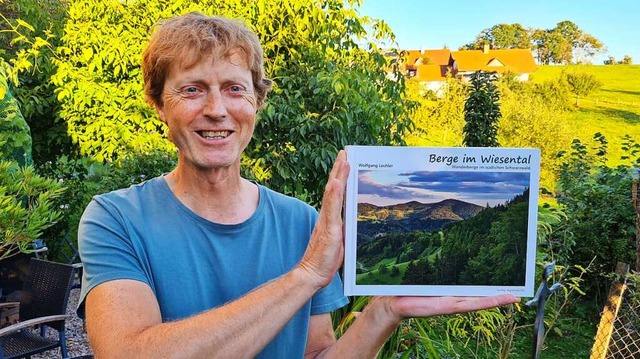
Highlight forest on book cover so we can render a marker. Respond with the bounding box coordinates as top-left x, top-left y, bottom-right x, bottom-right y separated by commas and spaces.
355, 170, 531, 287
